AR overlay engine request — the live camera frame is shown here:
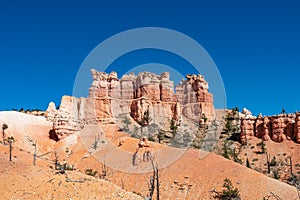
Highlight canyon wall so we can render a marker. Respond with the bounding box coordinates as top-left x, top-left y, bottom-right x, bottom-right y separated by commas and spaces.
46, 69, 215, 140
240, 113, 300, 144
